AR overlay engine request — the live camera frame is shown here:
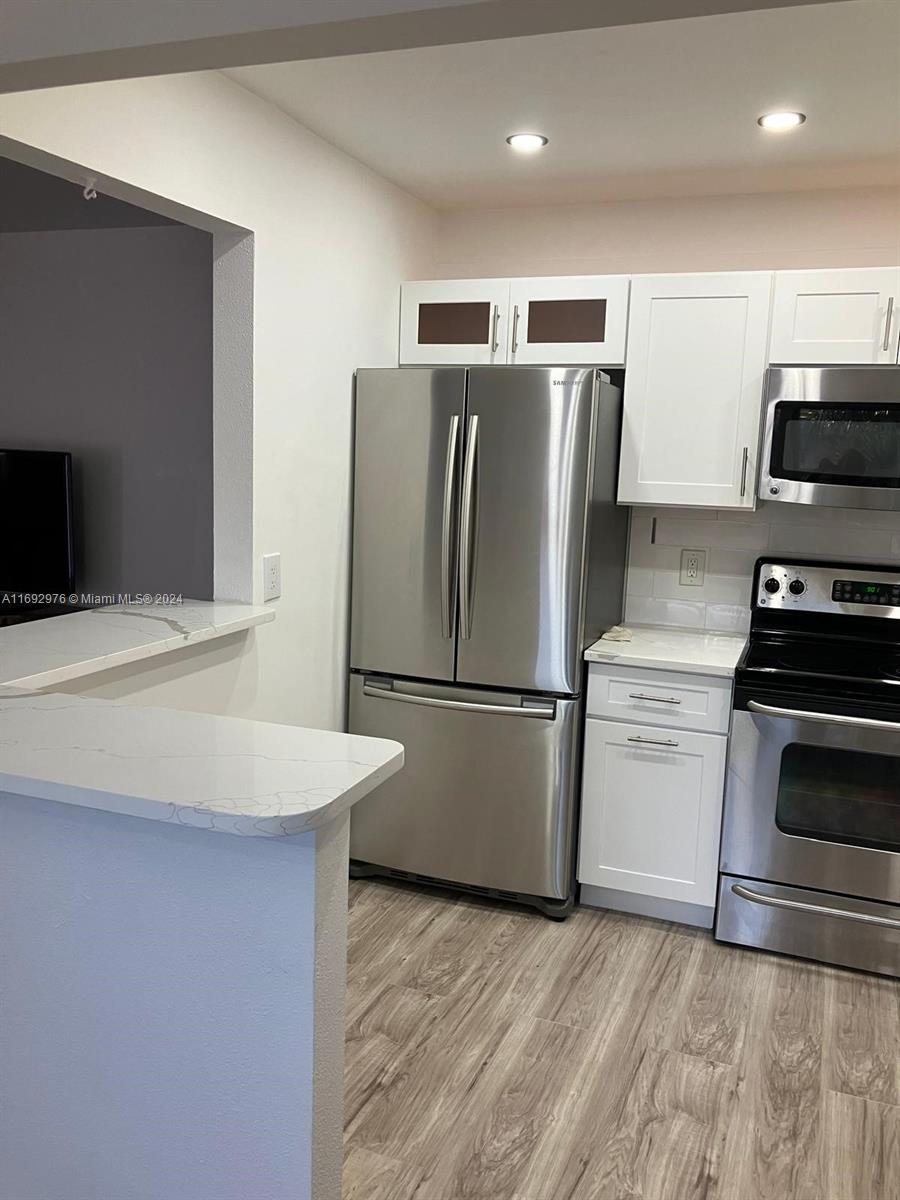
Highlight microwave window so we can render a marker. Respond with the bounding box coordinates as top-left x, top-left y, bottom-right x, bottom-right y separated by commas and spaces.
771, 404, 900, 487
